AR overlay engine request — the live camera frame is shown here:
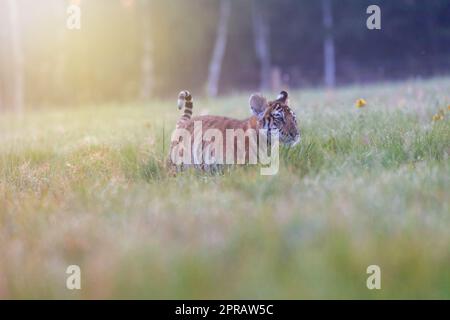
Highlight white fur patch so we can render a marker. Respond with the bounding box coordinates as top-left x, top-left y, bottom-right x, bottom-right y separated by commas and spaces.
177, 98, 185, 110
